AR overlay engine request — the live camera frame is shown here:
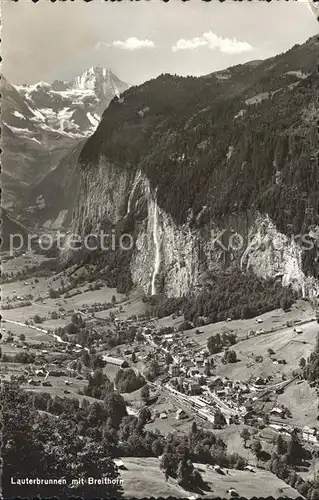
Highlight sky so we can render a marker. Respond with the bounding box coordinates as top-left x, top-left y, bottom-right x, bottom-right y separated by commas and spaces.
2, 0, 318, 86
